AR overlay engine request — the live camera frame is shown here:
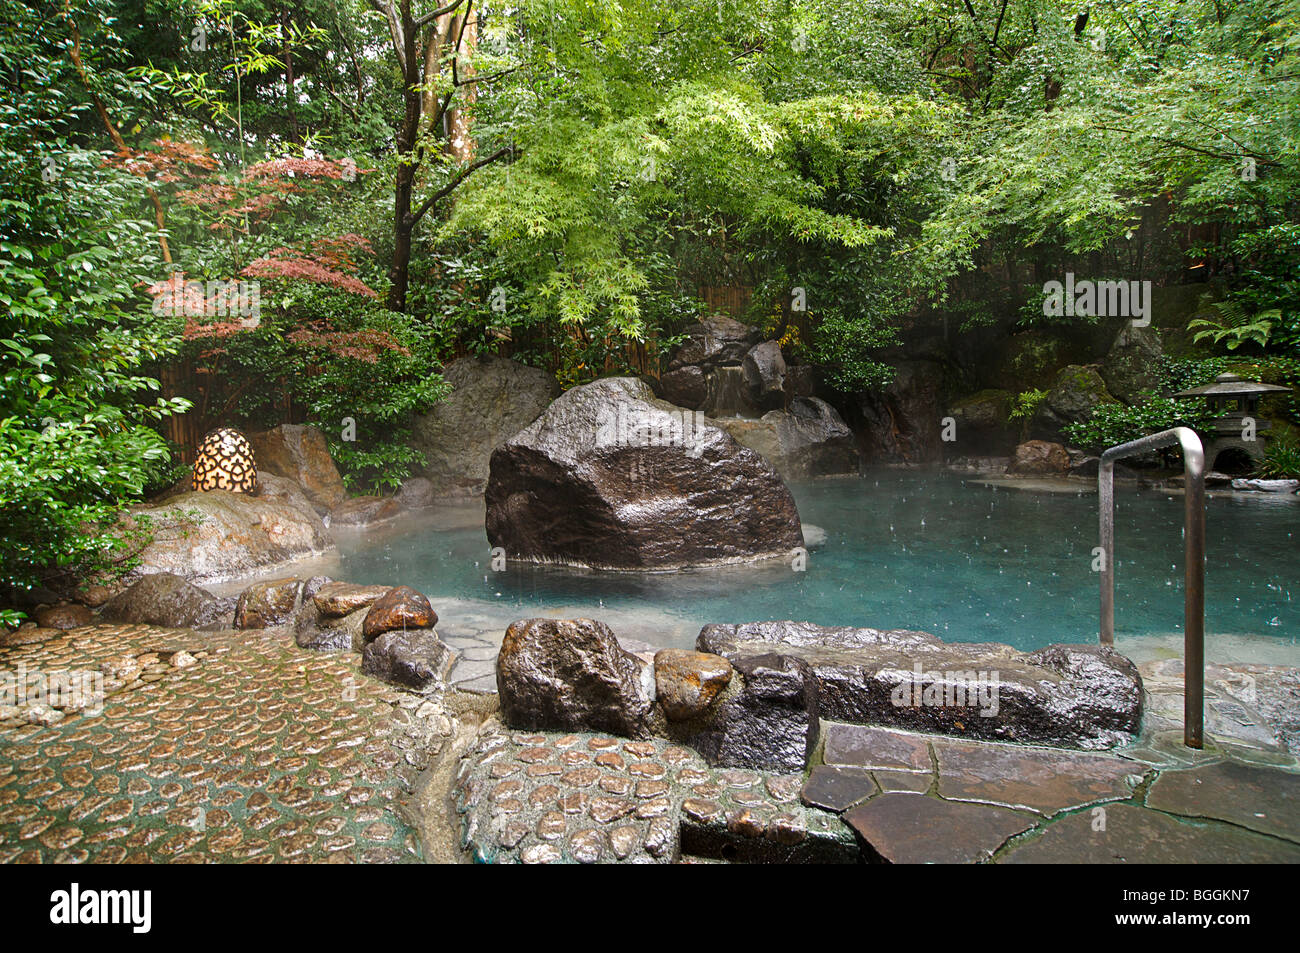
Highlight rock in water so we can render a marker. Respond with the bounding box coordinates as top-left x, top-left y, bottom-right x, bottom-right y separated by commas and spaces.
233, 577, 303, 628
698, 621, 1143, 749
1008, 439, 1070, 476
485, 377, 804, 570
496, 618, 654, 738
